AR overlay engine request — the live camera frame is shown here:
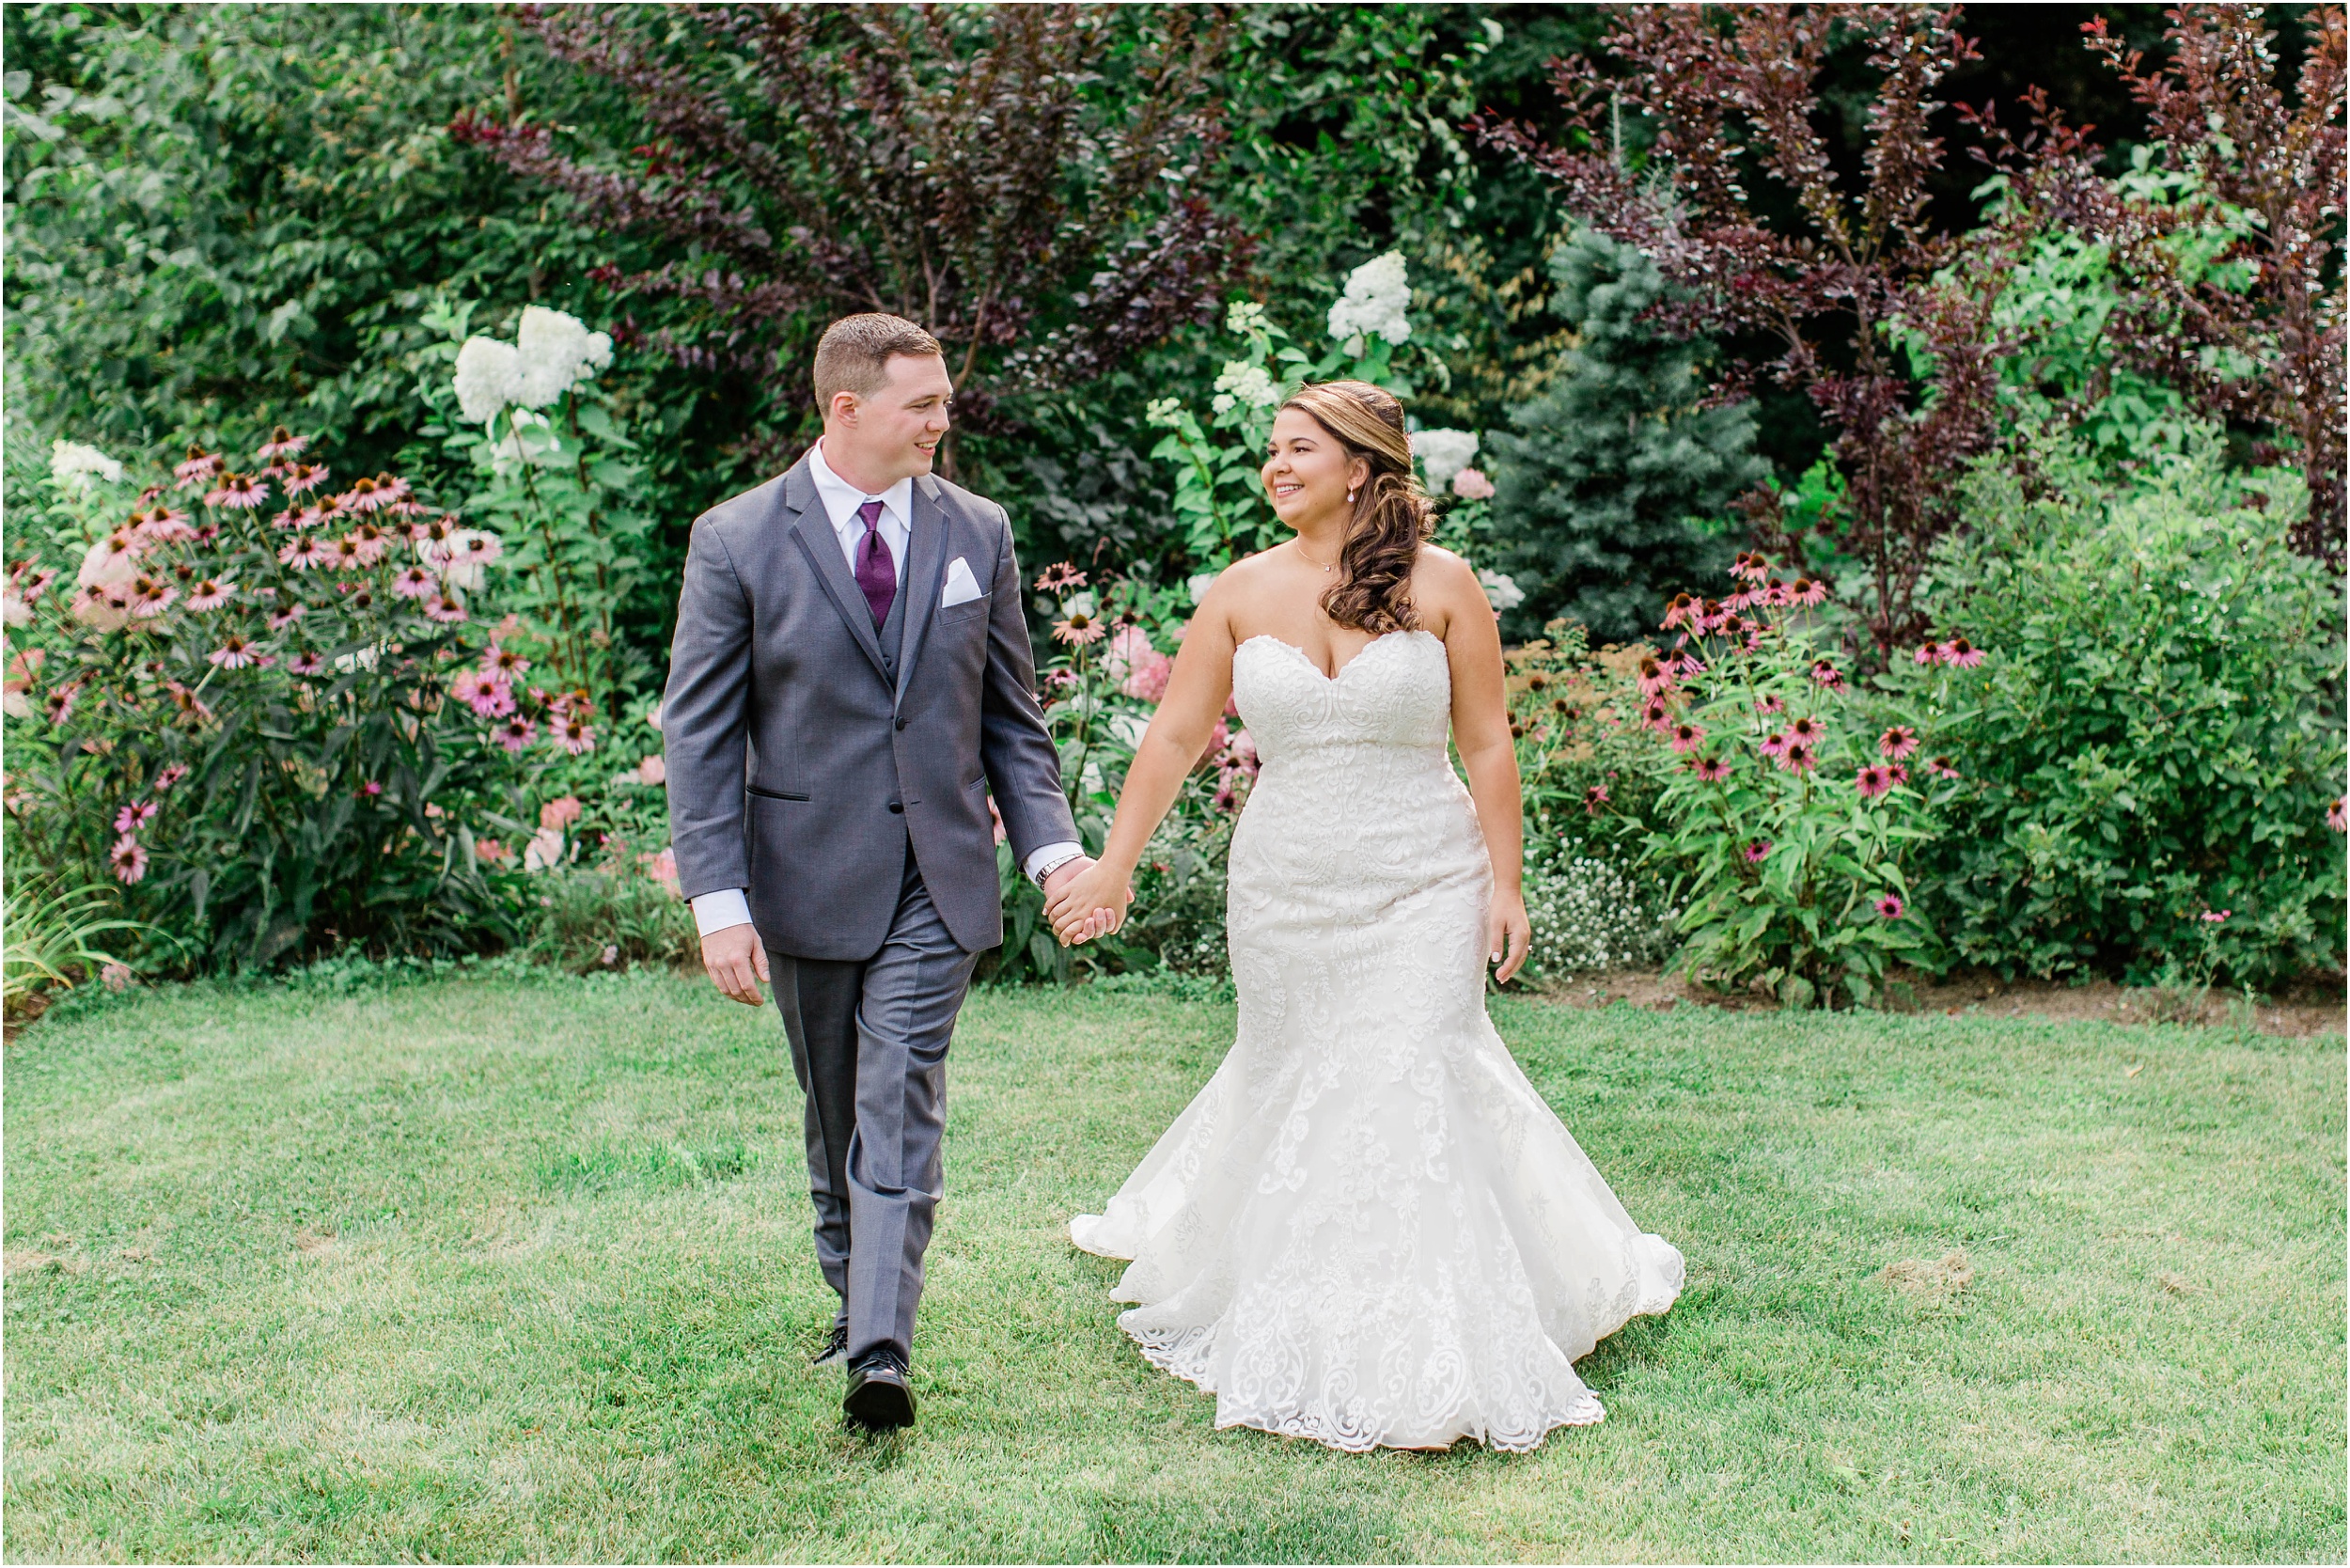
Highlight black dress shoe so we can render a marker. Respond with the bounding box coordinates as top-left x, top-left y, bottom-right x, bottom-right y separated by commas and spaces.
811, 1324, 850, 1367
843, 1351, 916, 1430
